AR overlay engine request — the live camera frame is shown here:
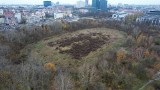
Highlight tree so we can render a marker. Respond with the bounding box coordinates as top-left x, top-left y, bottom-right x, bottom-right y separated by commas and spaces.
125, 13, 143, 24
54, 69, 73, 90
20, 18, 27, 24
